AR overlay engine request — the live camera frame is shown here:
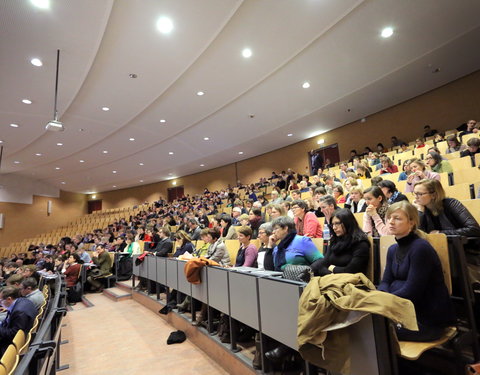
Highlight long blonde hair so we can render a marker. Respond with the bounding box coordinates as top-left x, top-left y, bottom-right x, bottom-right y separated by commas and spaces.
414, 179, 446, 216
